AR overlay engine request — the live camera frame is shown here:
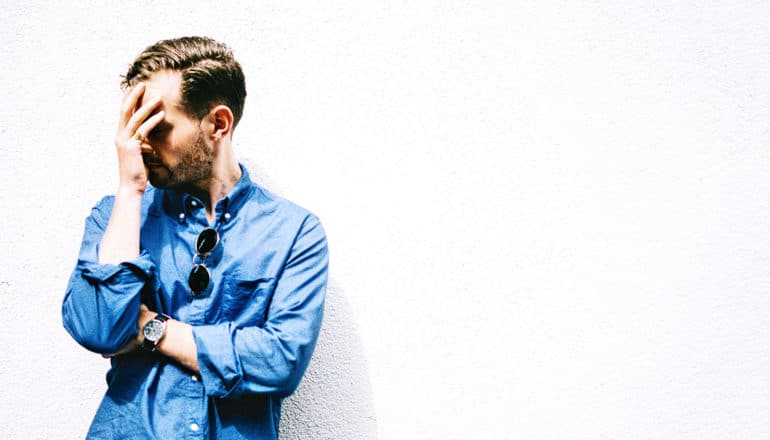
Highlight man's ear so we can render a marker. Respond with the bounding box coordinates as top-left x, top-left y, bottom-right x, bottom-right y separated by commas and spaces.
204, 105, 234, 141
